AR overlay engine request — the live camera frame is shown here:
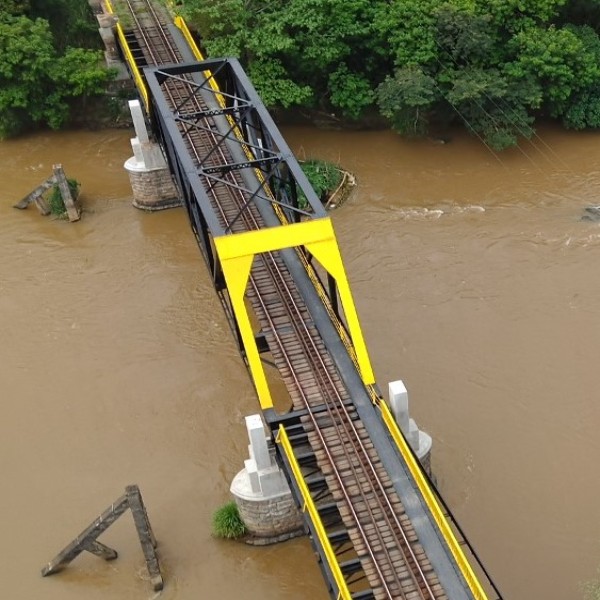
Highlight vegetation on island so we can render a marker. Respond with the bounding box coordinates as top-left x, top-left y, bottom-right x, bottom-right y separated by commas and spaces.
299, 159, 343, 208
212, 501, 247, 539
0, 0, 114, 138
182, 0, 600, 149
